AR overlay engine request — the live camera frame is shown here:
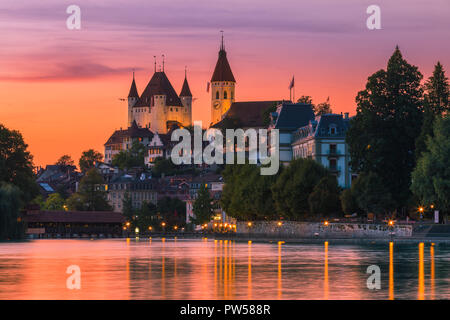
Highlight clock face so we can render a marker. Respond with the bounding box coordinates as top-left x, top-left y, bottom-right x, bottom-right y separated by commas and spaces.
213, 101, 221, 110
